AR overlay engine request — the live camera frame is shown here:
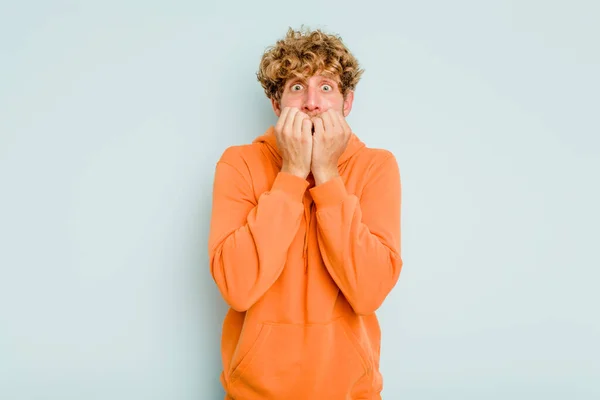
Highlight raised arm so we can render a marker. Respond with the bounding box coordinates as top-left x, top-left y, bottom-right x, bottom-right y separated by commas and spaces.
208, 147, 309, 311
